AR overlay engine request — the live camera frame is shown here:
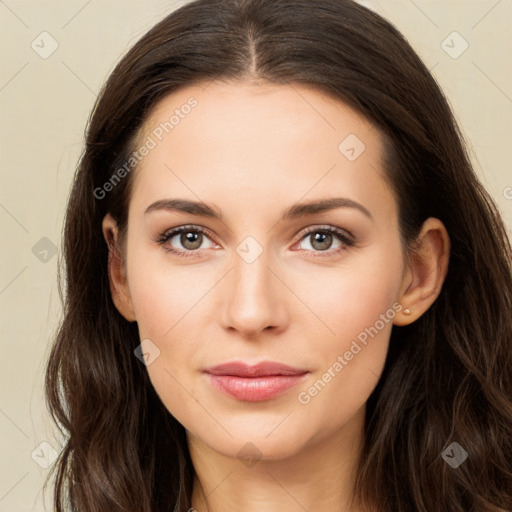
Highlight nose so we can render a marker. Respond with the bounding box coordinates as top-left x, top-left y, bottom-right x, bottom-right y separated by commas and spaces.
219, 249, 289, 339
